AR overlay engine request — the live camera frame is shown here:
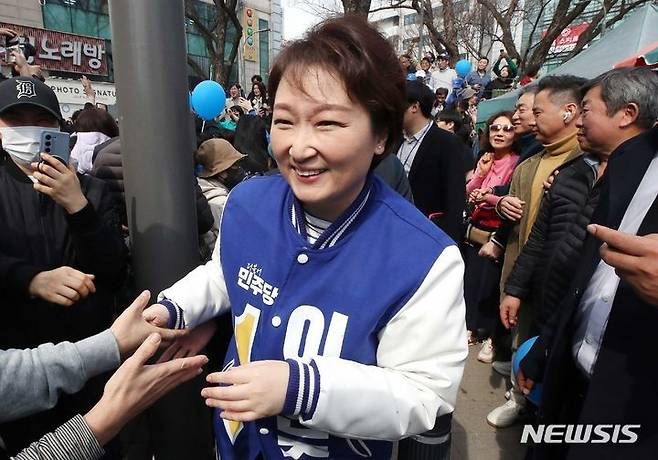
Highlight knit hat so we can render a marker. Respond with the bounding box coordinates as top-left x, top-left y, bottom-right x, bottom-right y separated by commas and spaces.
196, 139, 246, 178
